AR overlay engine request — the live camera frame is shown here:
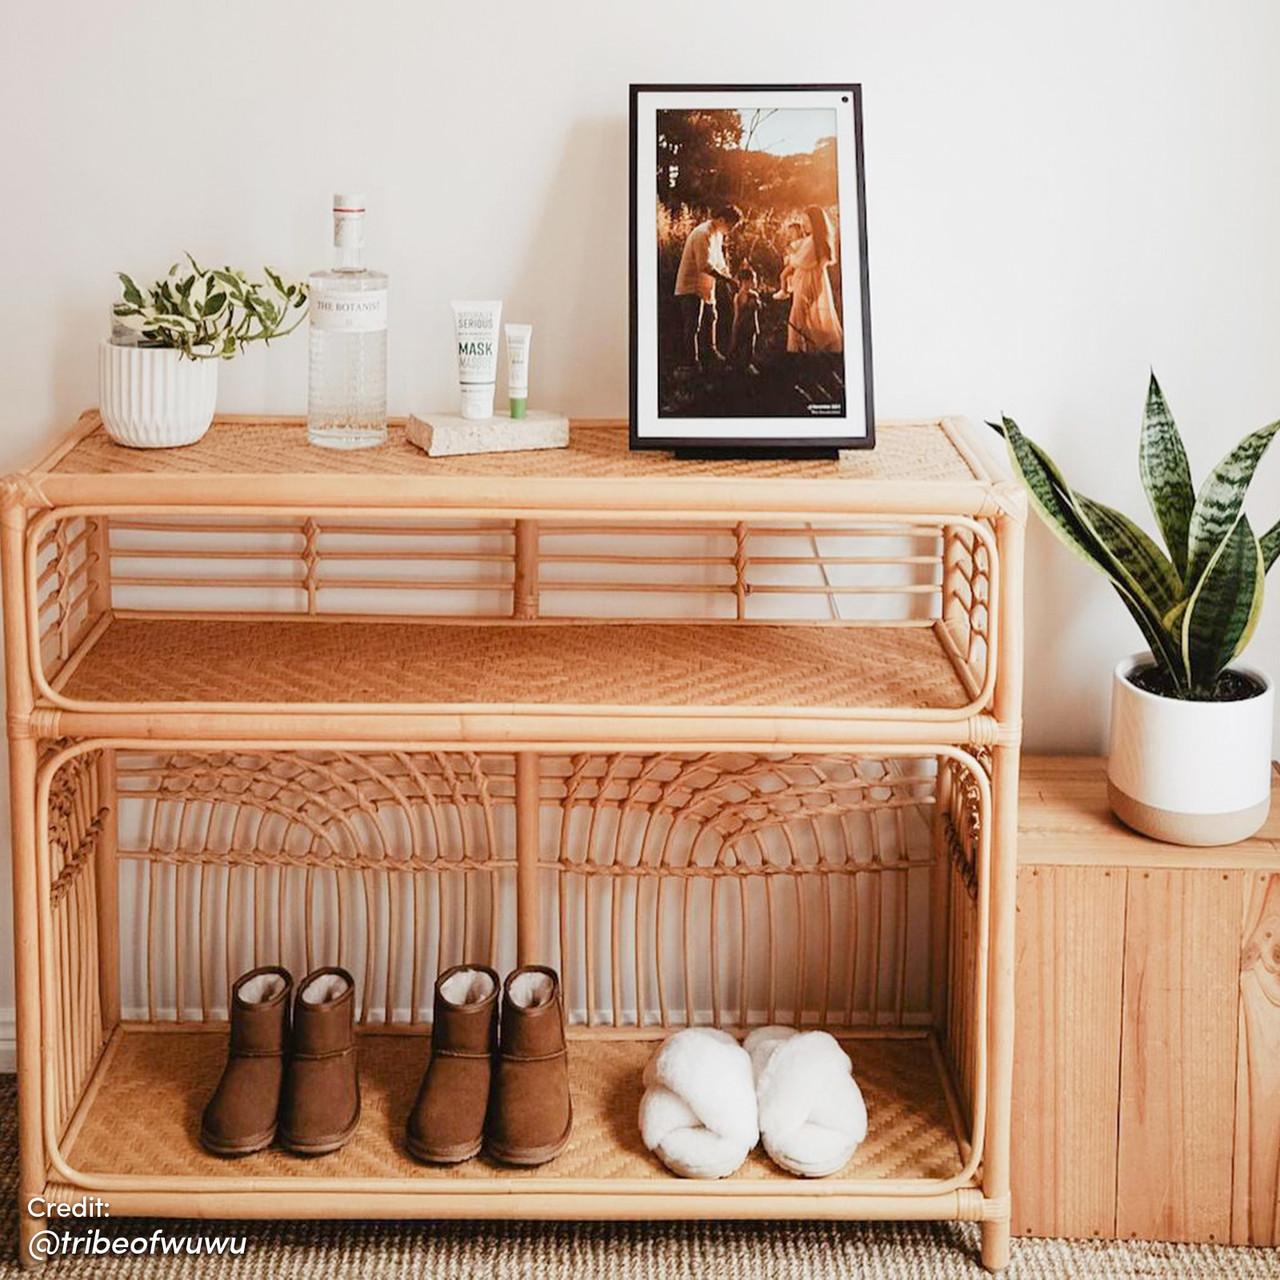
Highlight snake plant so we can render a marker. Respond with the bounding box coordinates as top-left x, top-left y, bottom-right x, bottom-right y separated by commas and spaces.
991, 374, 1280, 701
